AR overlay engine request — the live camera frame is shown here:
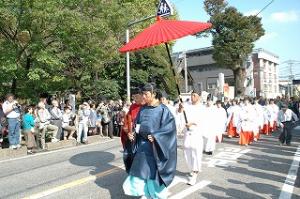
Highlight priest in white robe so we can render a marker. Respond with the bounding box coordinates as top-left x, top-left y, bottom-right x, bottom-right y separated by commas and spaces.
178, 91, 206, 186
